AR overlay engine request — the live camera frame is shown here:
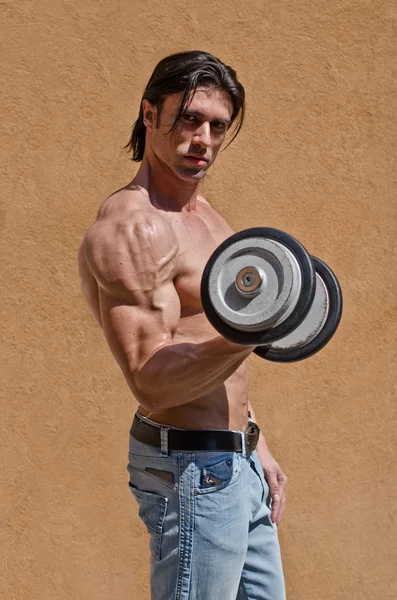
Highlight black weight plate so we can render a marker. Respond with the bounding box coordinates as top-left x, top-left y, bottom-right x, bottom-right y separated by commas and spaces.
254, 256, 343, 362
201, 228, 316, 346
